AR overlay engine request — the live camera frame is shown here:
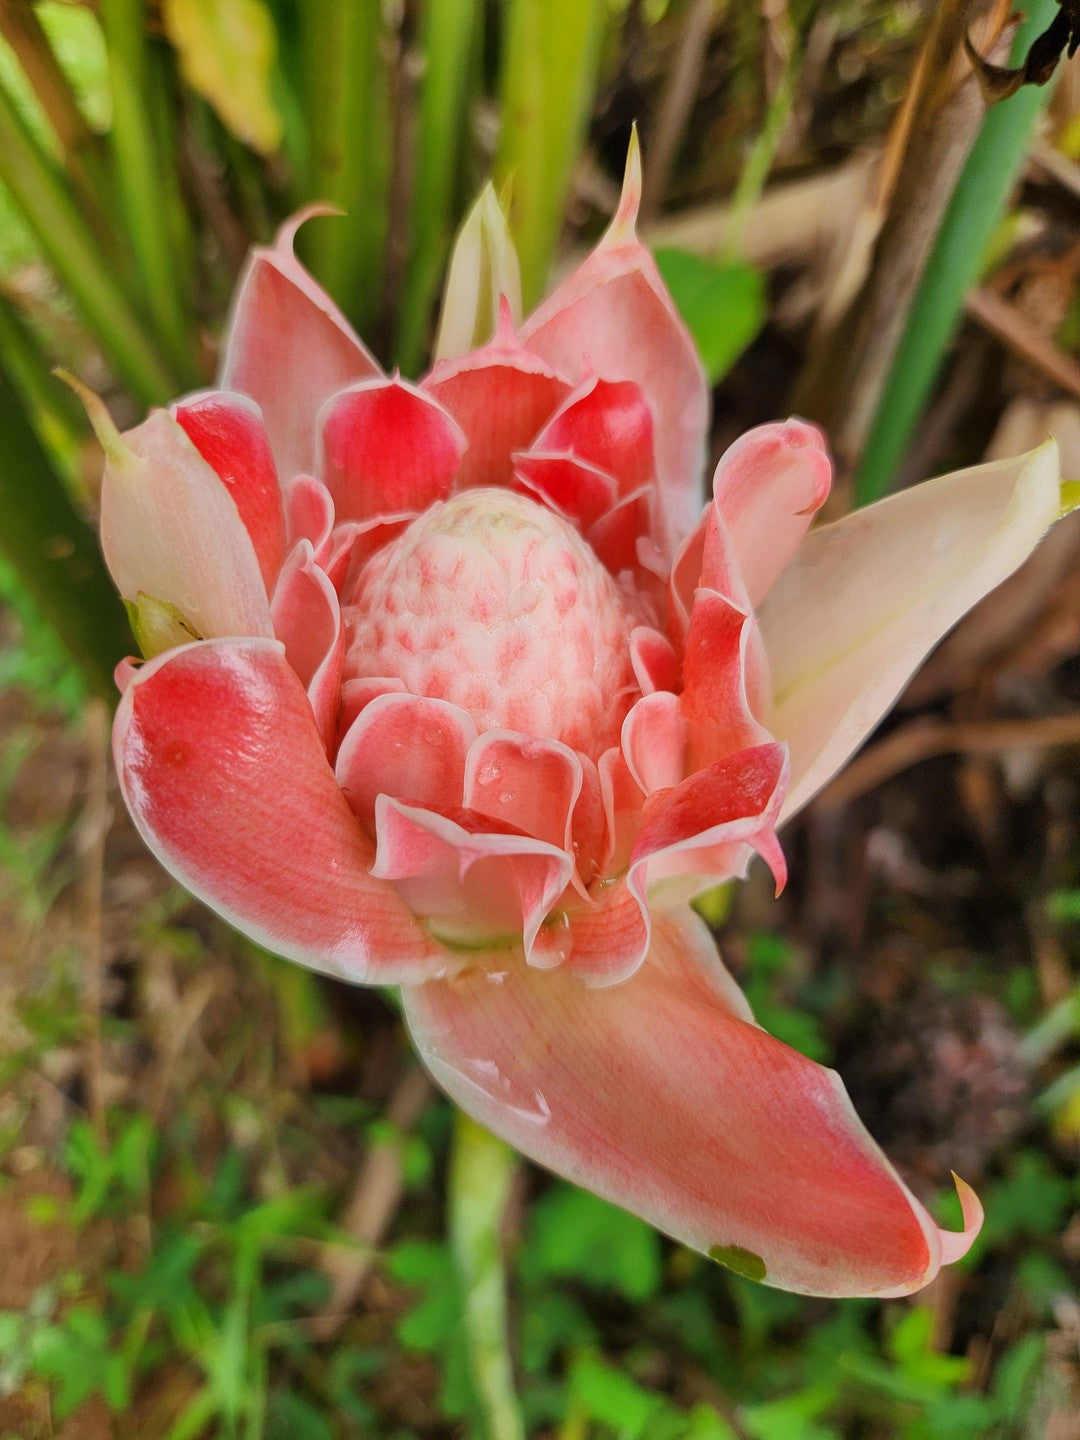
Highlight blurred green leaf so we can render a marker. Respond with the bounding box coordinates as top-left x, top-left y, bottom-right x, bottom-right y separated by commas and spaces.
569, 1351, 667, 1438
265, 1389, 334, 1440
162, 0, 281, 154
654, 250, 765, 384
495, 0, 607, 308
387, 1239, 474, 1420
973, 1152, 1072, 1250
522, 1183, 663, 1302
